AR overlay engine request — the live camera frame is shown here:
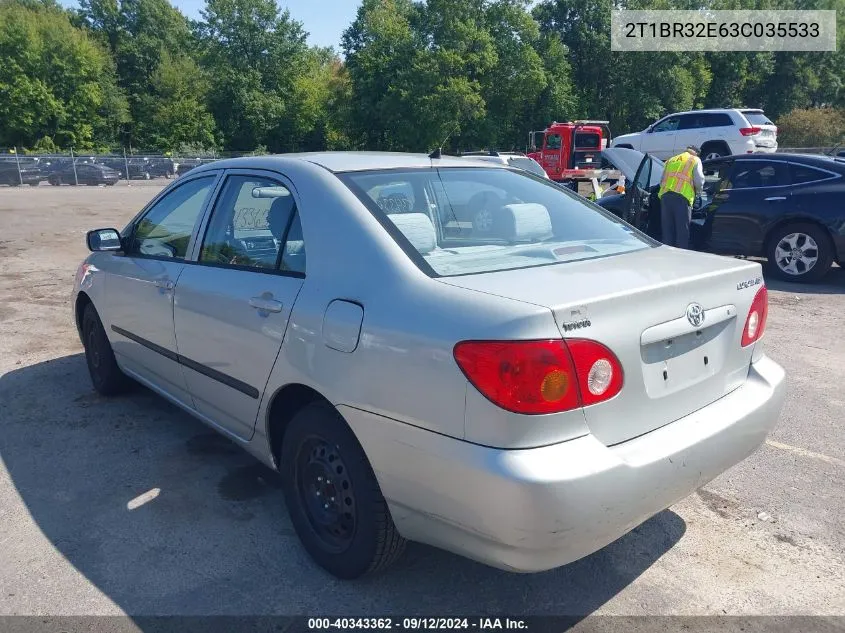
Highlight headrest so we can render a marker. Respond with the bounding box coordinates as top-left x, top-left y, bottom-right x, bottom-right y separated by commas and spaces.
268, 196, 295, 238
387, 213, 437, 254
500, 203, 552, 242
